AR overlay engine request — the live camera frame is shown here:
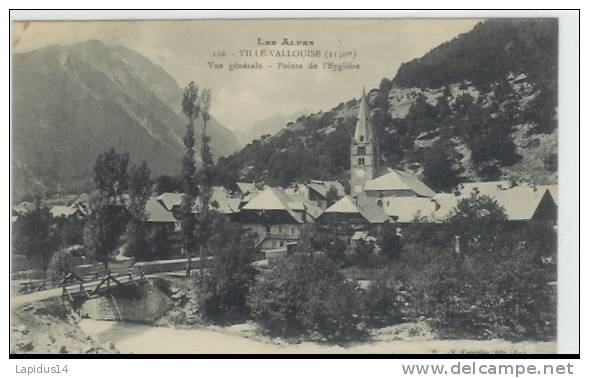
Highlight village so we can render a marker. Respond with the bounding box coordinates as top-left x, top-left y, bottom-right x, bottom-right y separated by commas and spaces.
9, 15, 565, 354
12, 89, 558, 268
